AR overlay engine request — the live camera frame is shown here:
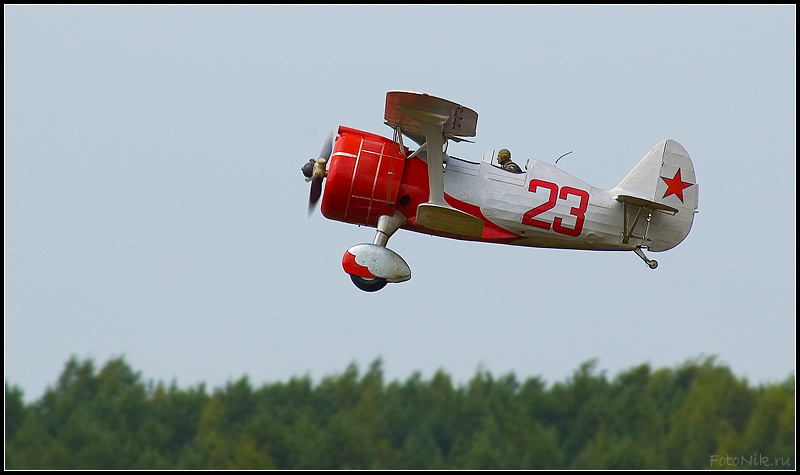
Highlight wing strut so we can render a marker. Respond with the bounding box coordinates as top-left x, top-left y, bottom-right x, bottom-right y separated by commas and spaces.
385, 92, 483, 237
617, 194, 677, 244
